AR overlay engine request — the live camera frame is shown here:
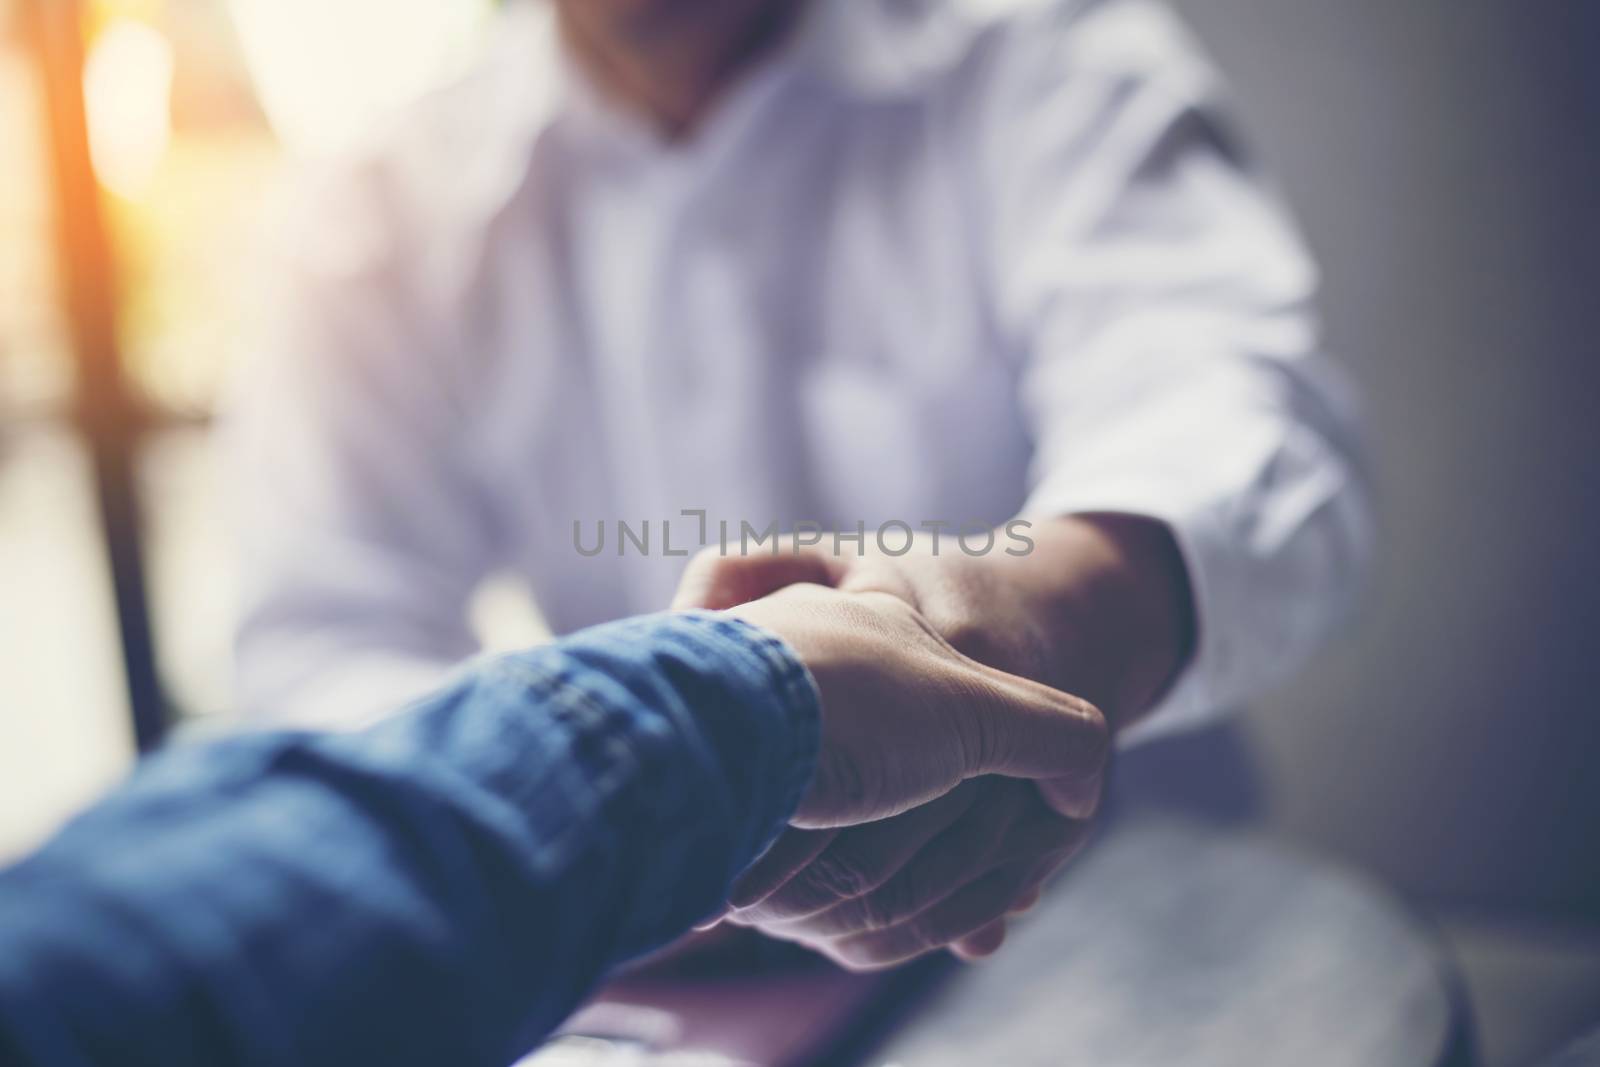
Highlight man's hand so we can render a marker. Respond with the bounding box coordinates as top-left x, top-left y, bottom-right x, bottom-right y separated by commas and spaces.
676, 515, 1195, 731
674, 515, 1194, 968
733, 585, 1107, 827
723, 583, 1107, 969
